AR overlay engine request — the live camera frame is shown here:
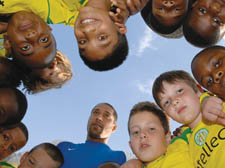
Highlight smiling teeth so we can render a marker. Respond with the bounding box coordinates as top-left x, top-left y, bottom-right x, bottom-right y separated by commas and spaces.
82, 19, 96, 24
